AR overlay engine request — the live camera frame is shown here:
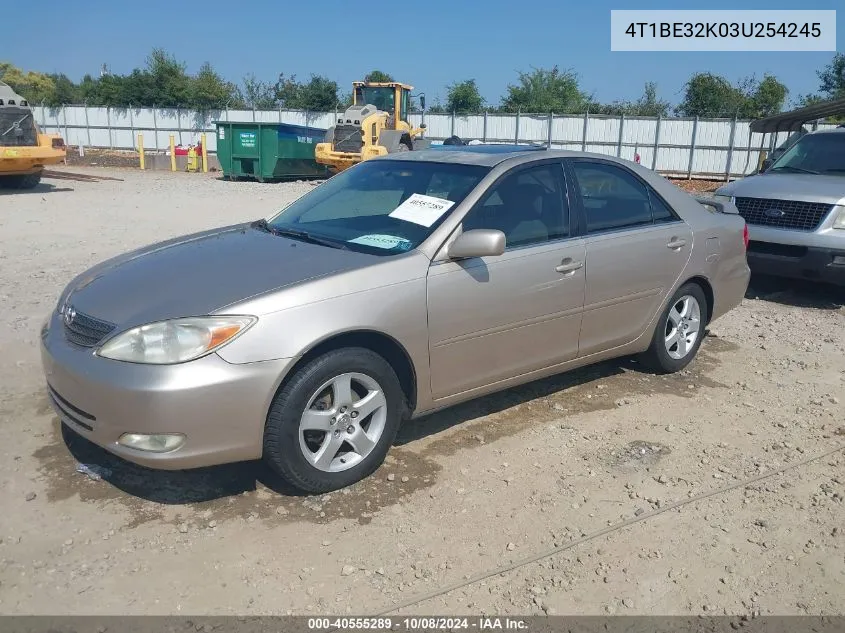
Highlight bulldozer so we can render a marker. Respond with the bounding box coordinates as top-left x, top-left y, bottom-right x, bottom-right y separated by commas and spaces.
0, 81, 66, 189
315, 81, 430, 172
